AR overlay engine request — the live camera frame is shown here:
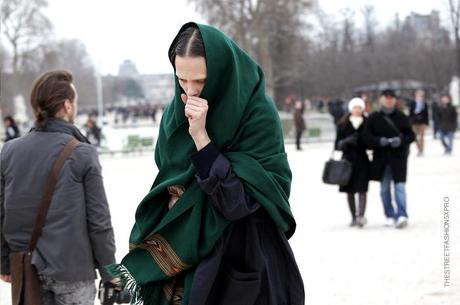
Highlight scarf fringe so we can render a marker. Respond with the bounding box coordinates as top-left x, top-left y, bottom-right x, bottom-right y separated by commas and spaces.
106, 264, 143, 305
